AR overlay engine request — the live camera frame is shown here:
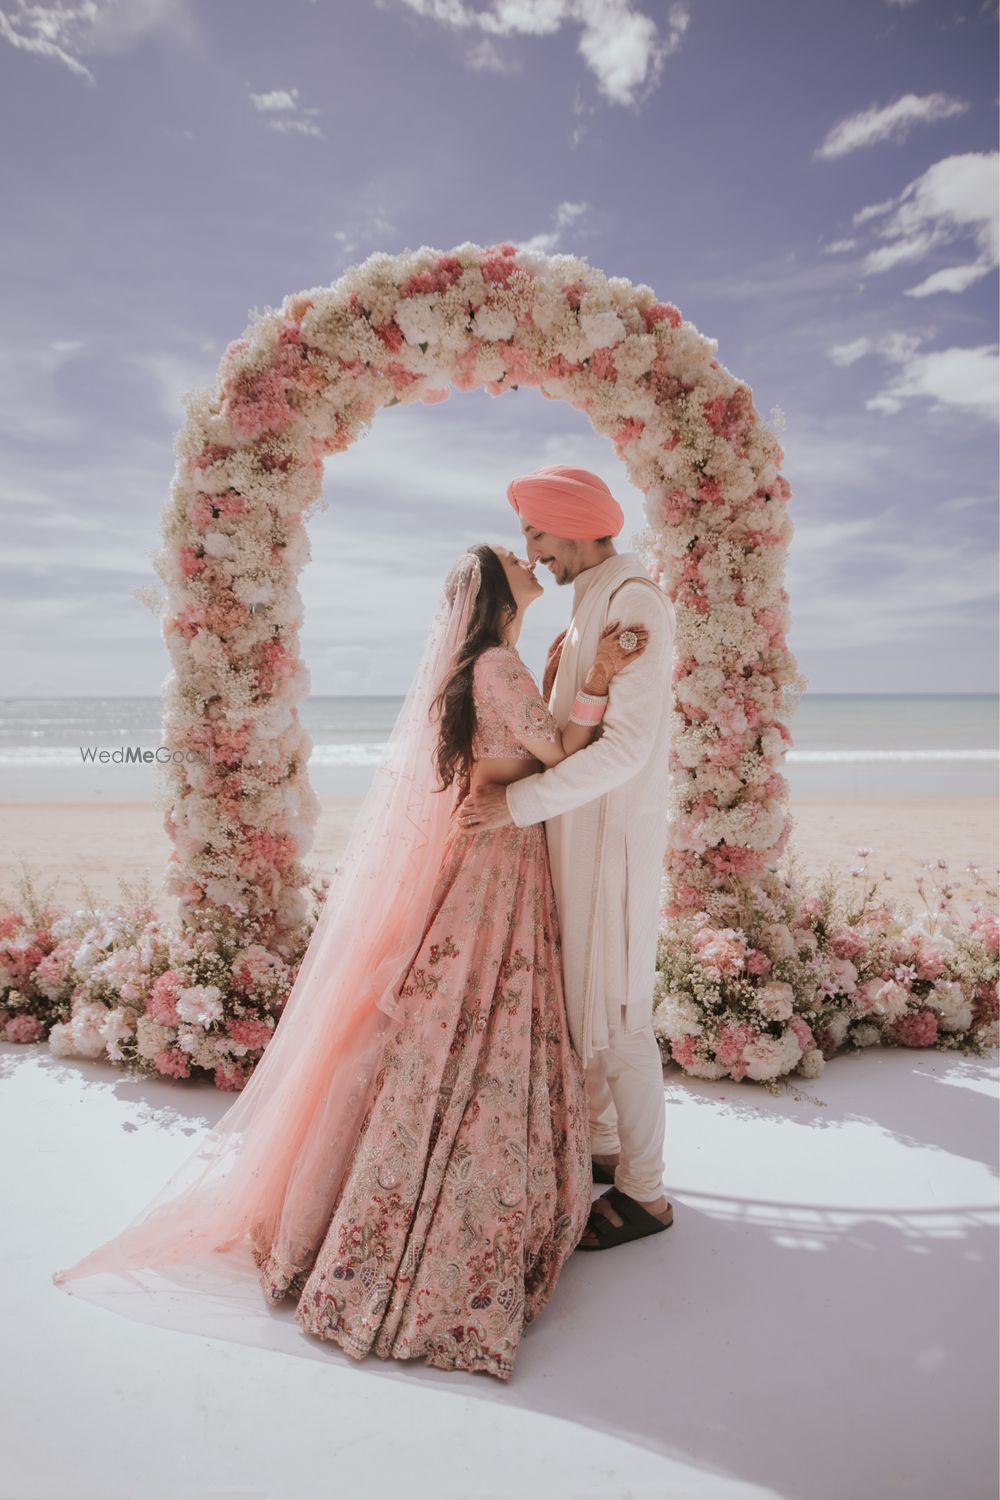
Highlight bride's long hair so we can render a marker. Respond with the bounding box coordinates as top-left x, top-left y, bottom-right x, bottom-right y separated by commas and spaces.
432, 543, 517, 791
51, 551, 484, 1341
